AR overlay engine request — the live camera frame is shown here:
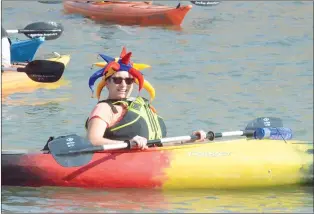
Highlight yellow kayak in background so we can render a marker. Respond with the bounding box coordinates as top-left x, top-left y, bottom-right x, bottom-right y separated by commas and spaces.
2, 55, 71, 98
